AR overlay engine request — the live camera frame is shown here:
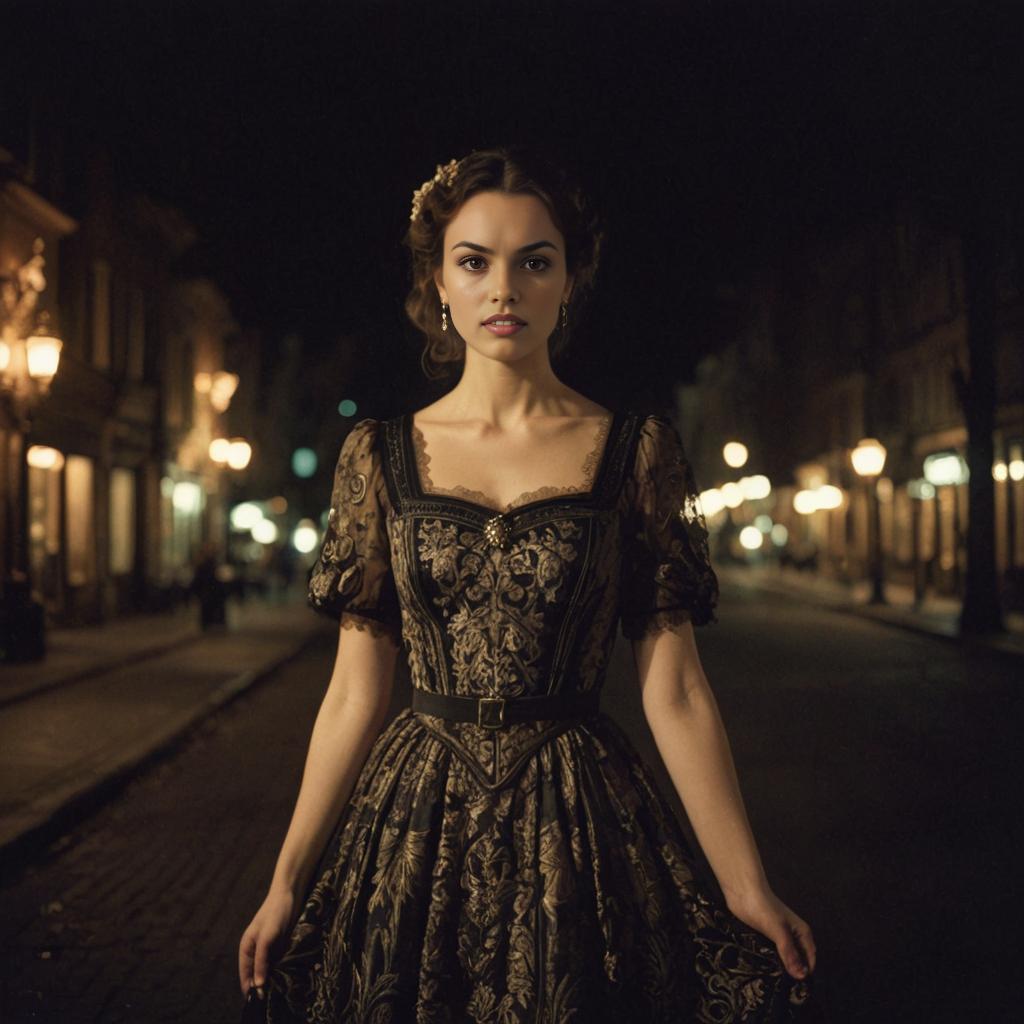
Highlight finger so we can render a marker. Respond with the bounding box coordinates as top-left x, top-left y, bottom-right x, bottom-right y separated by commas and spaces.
254, 940, 269, 988
797, 924, 817, 972
773, 926, 808, 979
239, 933, 254, 995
